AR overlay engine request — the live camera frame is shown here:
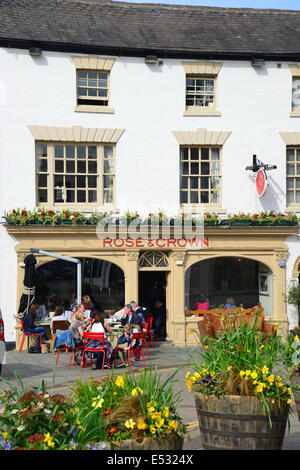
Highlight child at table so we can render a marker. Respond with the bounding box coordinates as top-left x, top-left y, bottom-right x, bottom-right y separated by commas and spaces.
115, 323, 141, 365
